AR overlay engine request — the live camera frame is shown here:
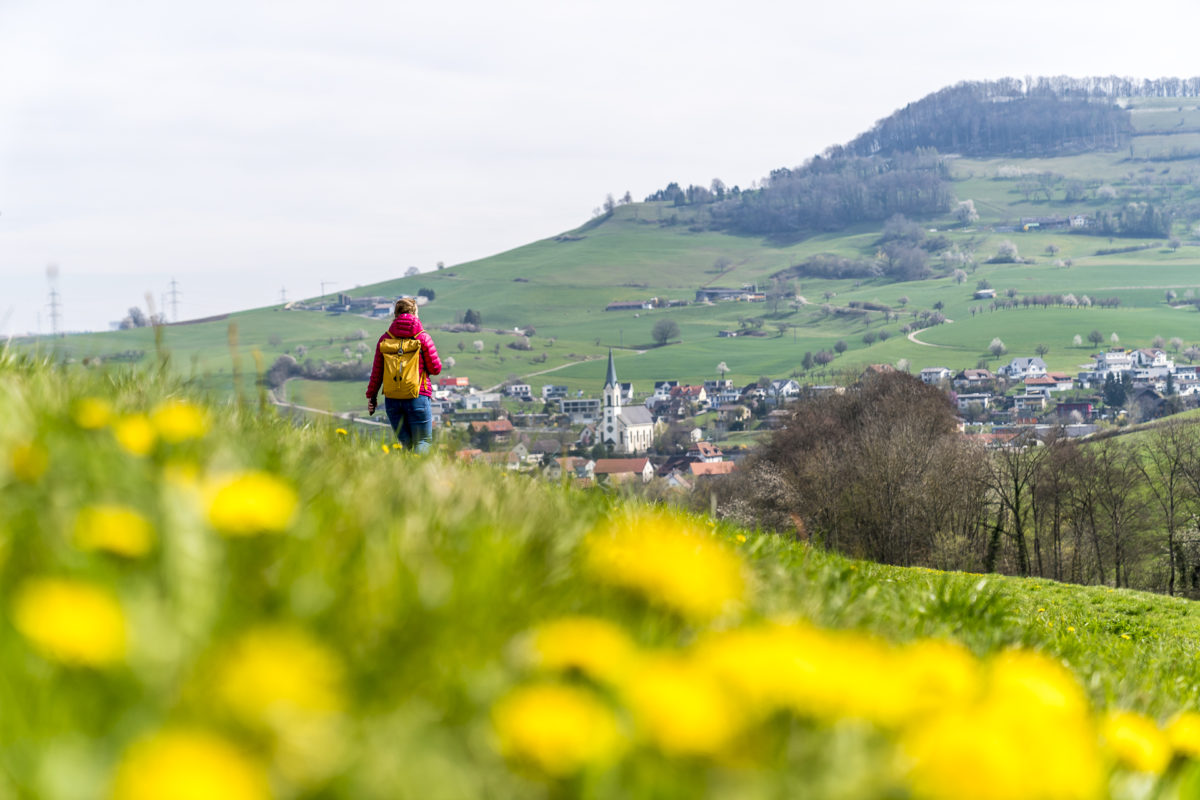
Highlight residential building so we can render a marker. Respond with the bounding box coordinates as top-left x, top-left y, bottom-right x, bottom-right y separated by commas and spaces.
559, 397, 602, 424
593, 457, 655, 483
999, 357, 1048, 380
920, 367, 952, 385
